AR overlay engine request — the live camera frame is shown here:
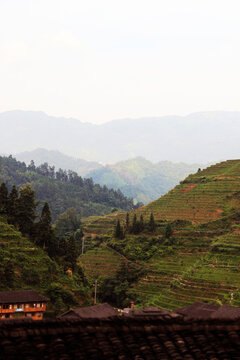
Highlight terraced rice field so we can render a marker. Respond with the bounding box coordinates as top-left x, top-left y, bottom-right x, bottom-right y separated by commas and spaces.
137, 177, 240, 223
82, 212, 126, 236
79, 245, 125, 281
81, 160, 240, 309
83, 160, 240, 235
